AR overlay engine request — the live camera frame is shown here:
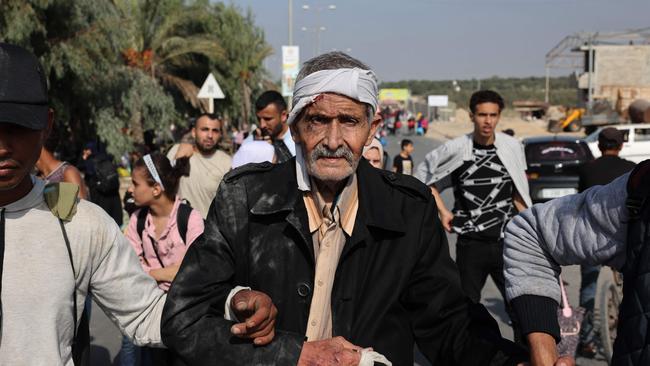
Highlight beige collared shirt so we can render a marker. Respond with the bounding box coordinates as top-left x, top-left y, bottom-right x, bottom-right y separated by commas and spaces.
302, 174, 358, 341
